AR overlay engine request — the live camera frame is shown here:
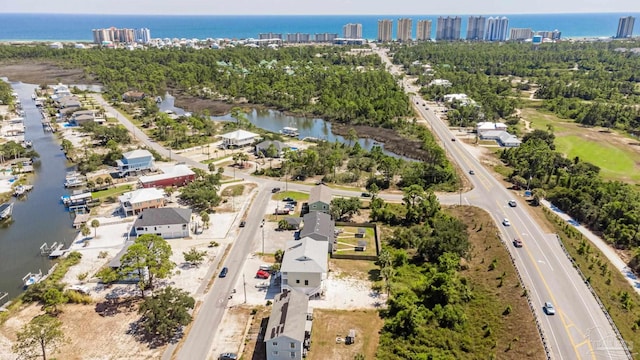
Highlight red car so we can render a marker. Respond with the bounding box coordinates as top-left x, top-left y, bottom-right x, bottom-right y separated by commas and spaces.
256, 270, 270, 279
